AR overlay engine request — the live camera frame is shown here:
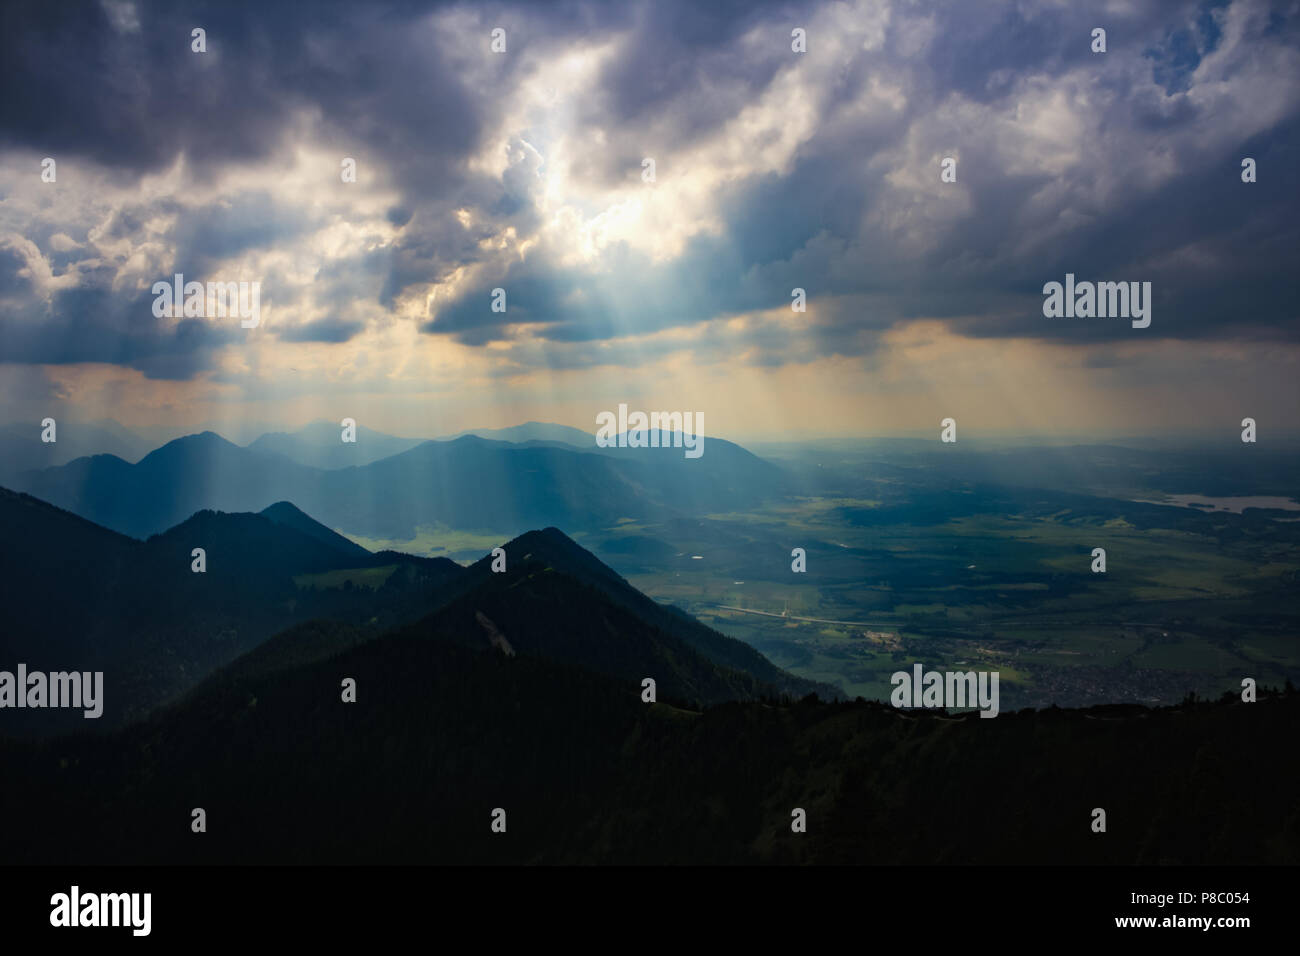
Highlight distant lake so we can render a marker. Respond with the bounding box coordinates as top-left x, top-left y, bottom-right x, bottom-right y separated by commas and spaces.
1131, 494, 1300, 514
